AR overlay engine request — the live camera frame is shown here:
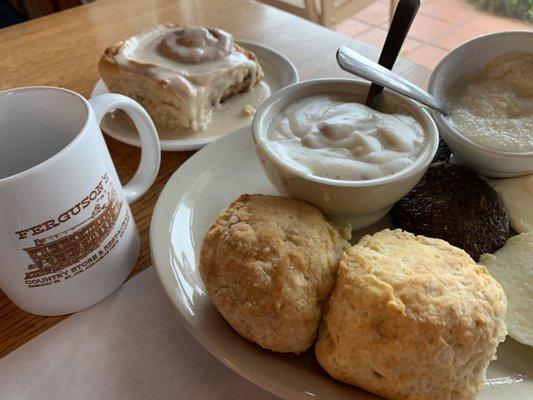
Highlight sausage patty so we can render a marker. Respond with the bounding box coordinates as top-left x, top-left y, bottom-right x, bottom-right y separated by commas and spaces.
391, 162, 509, 260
